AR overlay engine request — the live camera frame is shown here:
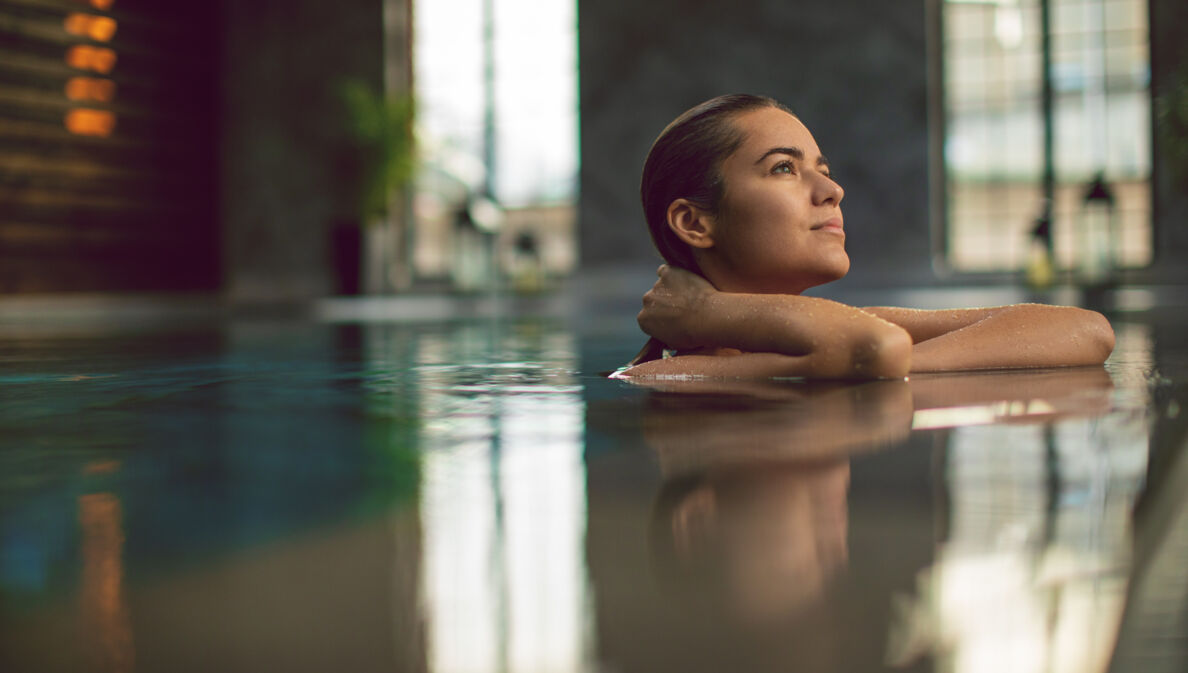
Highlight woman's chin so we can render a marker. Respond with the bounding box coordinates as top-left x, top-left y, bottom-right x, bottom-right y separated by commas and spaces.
809, 255, 850, 286
832, 256, 851, 280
